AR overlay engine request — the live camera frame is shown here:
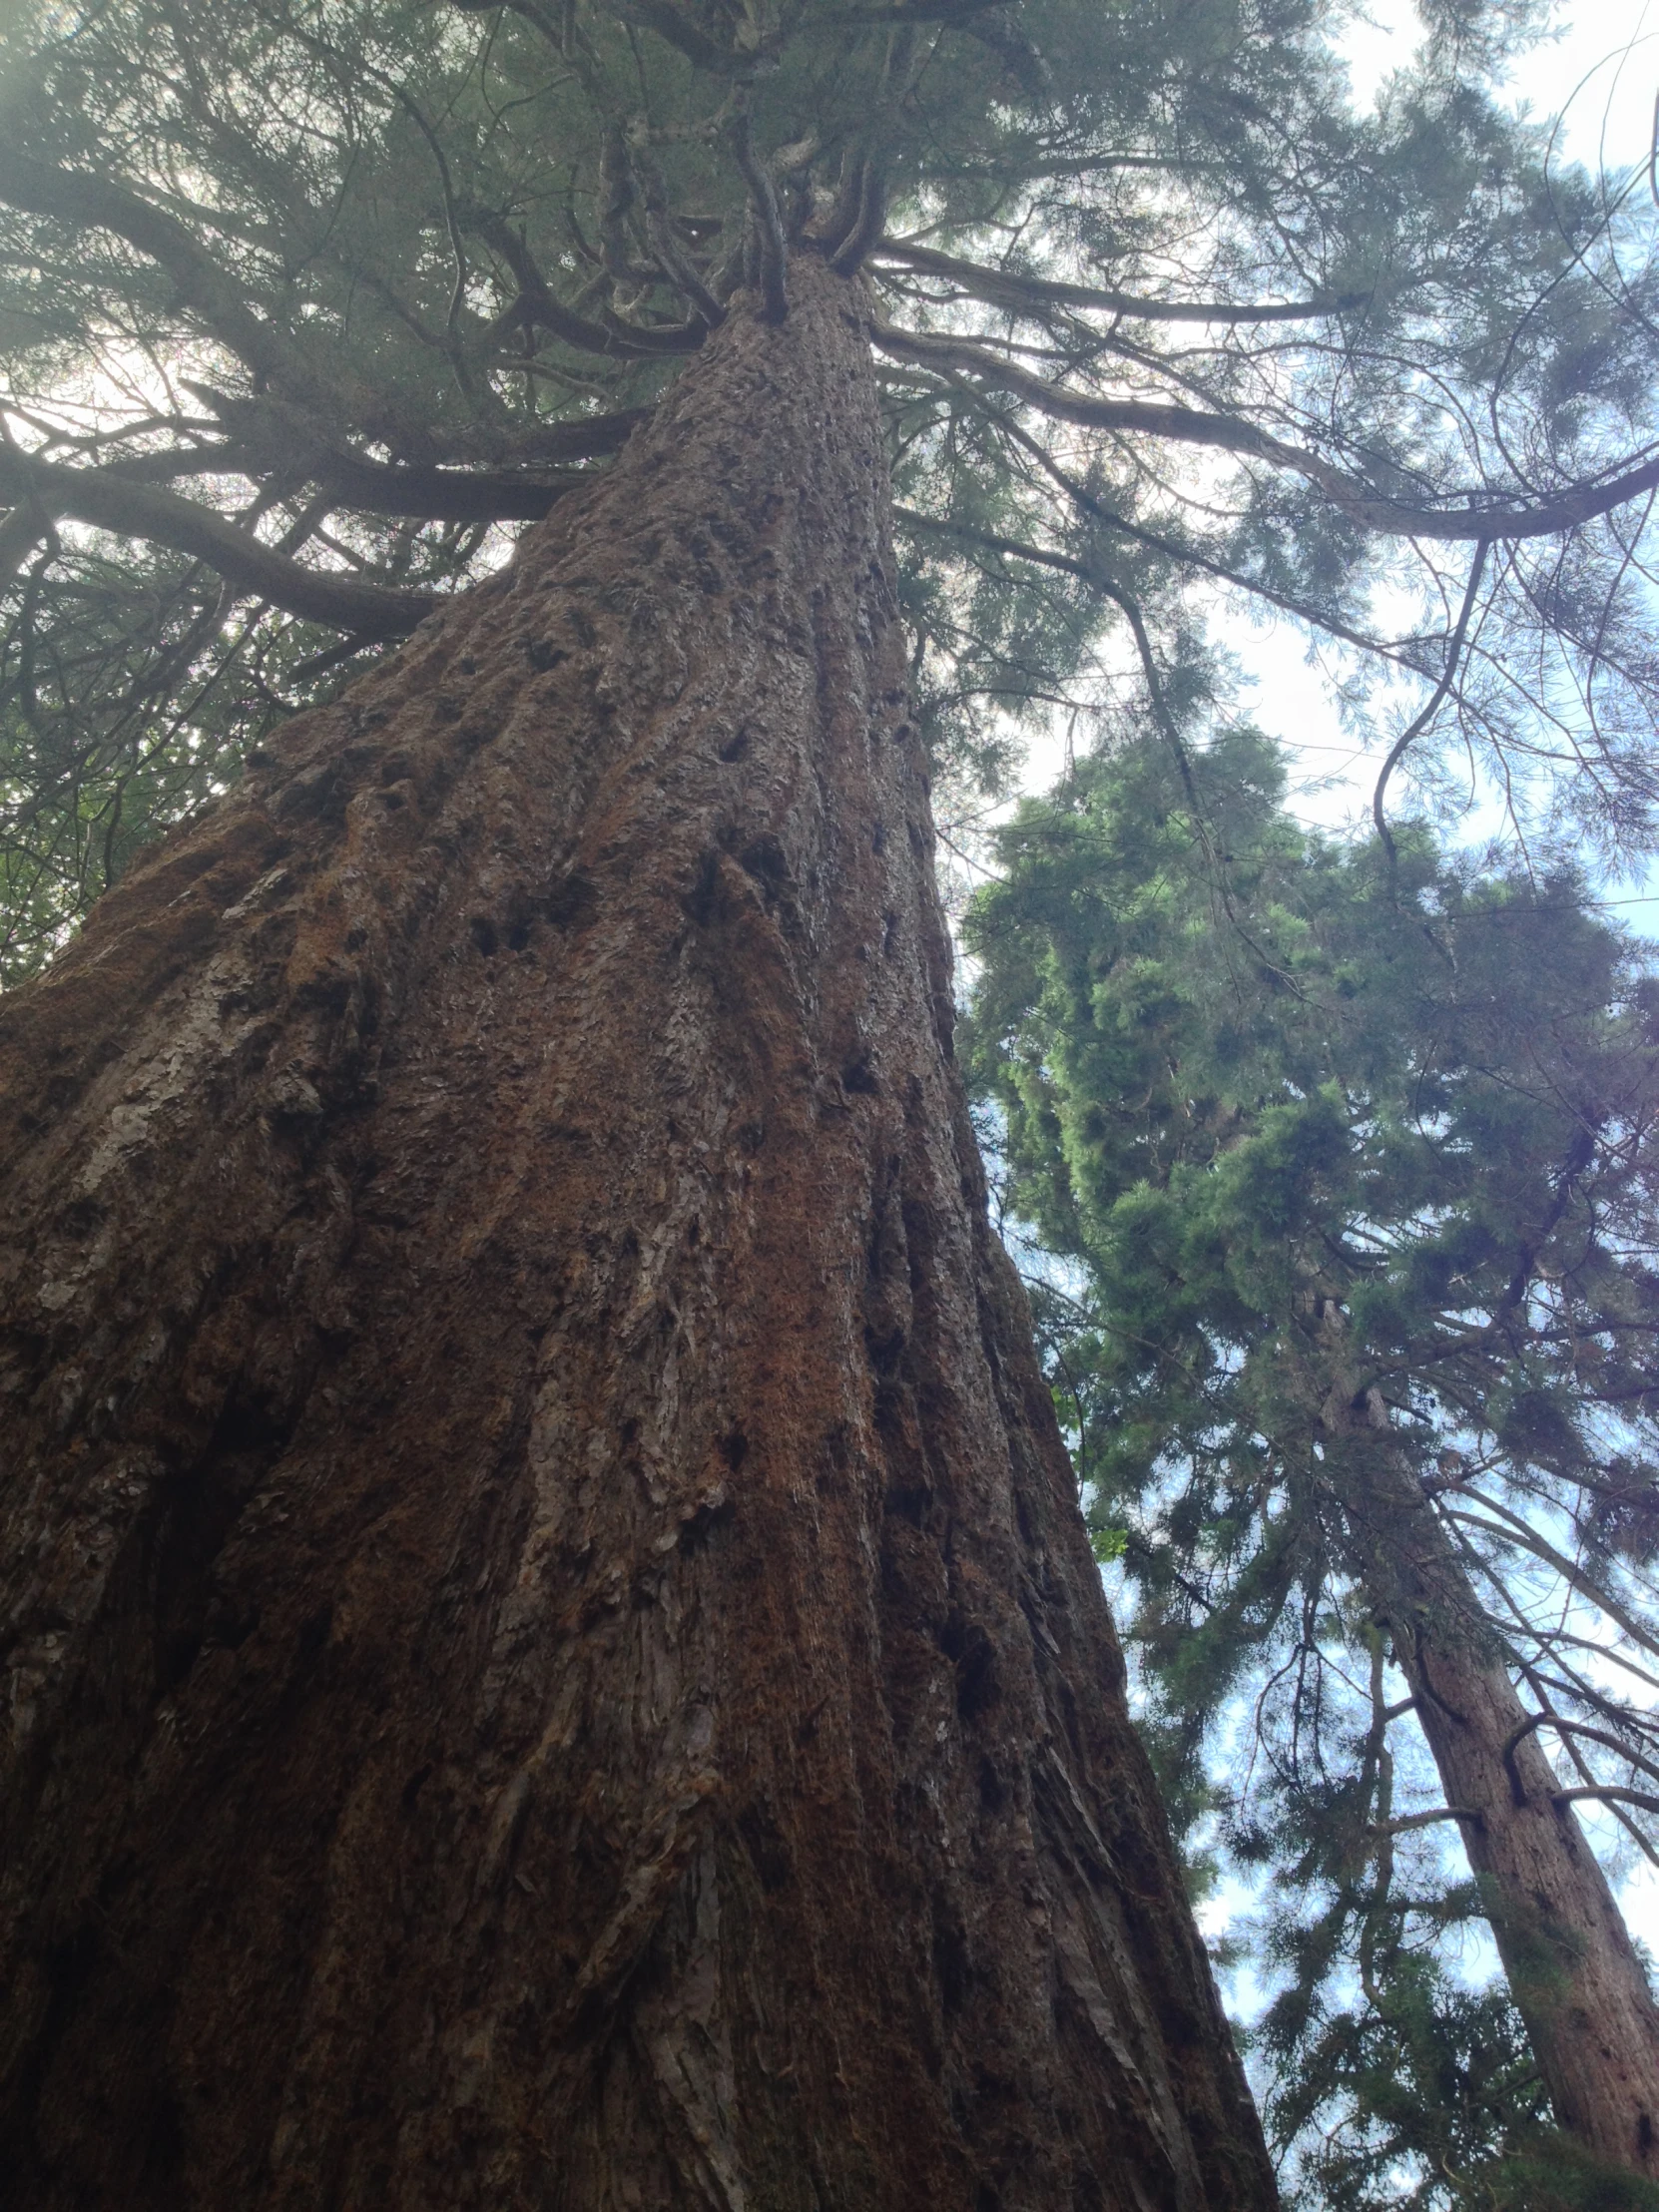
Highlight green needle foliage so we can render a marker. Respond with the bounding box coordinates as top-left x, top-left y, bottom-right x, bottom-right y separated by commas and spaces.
962, 725, 1659, 2208
4, 0, 1659, 972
